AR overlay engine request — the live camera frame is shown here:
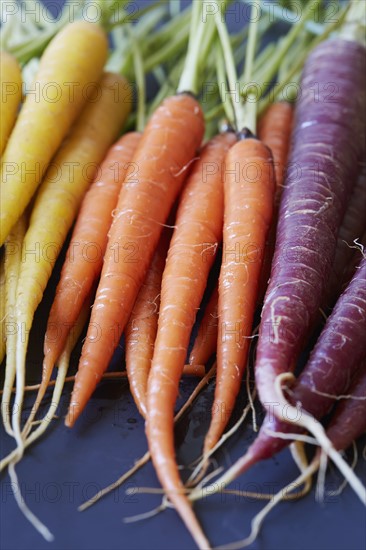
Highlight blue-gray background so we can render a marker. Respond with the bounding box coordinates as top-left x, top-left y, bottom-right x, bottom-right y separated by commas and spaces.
0, 1, 365, 549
